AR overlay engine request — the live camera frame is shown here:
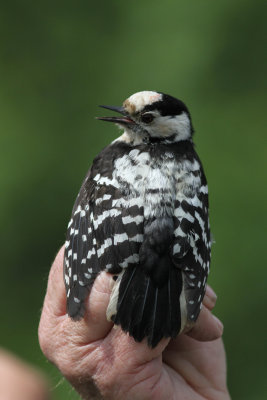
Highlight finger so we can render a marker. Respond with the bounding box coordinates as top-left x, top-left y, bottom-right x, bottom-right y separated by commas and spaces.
67, 270, 114, 343
40, 245, 114, 346
186, 305, 223, 342
107, 324, 170, 366
39, 246, 69, 361
0, 349, 50, 400
202, 285, 217, 311
44, 245, 66, 317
